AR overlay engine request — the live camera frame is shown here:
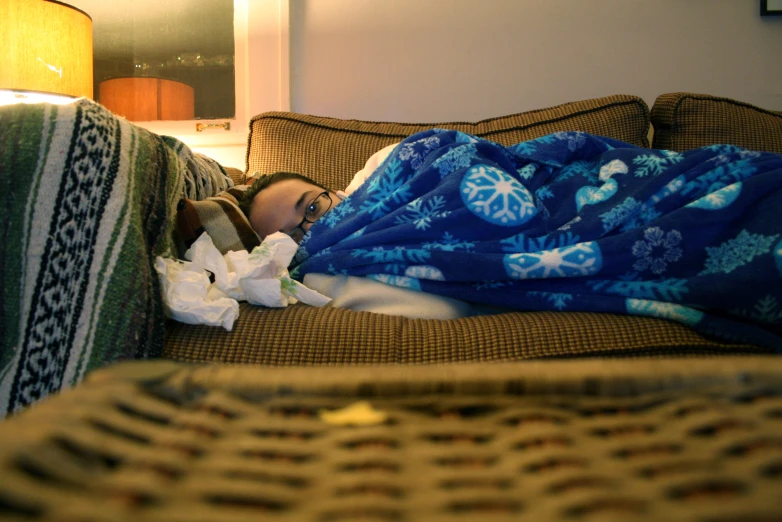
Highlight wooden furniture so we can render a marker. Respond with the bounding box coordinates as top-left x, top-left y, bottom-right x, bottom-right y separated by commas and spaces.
99, 77, 194, 121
